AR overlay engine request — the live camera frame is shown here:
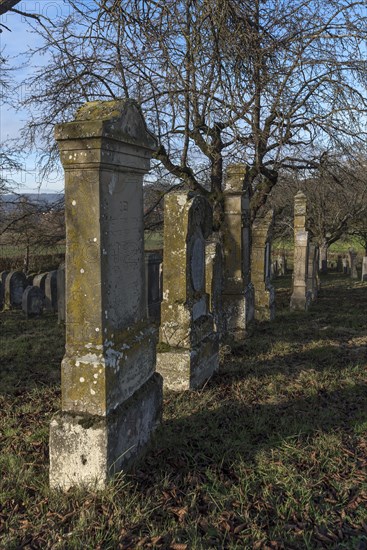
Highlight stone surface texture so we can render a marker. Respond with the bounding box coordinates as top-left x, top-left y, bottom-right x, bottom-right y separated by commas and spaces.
251, 210, 275, 321
290, 191, 311, 310
4, 271, 26, 309
221, 164, 254, 340
49, 99, 163, 490
348, 249, 358, 279
157, 192, 219, 390
205, 234, 224, 338
22, 285, 44, 316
